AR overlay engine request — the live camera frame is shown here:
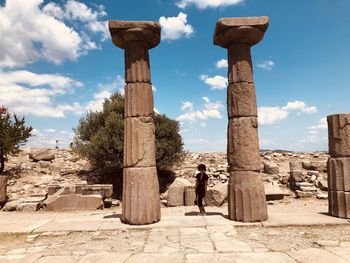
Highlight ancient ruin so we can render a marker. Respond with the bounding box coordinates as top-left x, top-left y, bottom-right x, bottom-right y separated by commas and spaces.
213, 17, 269, 222
109, 21, 161, 225
327, 114, 350, 218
